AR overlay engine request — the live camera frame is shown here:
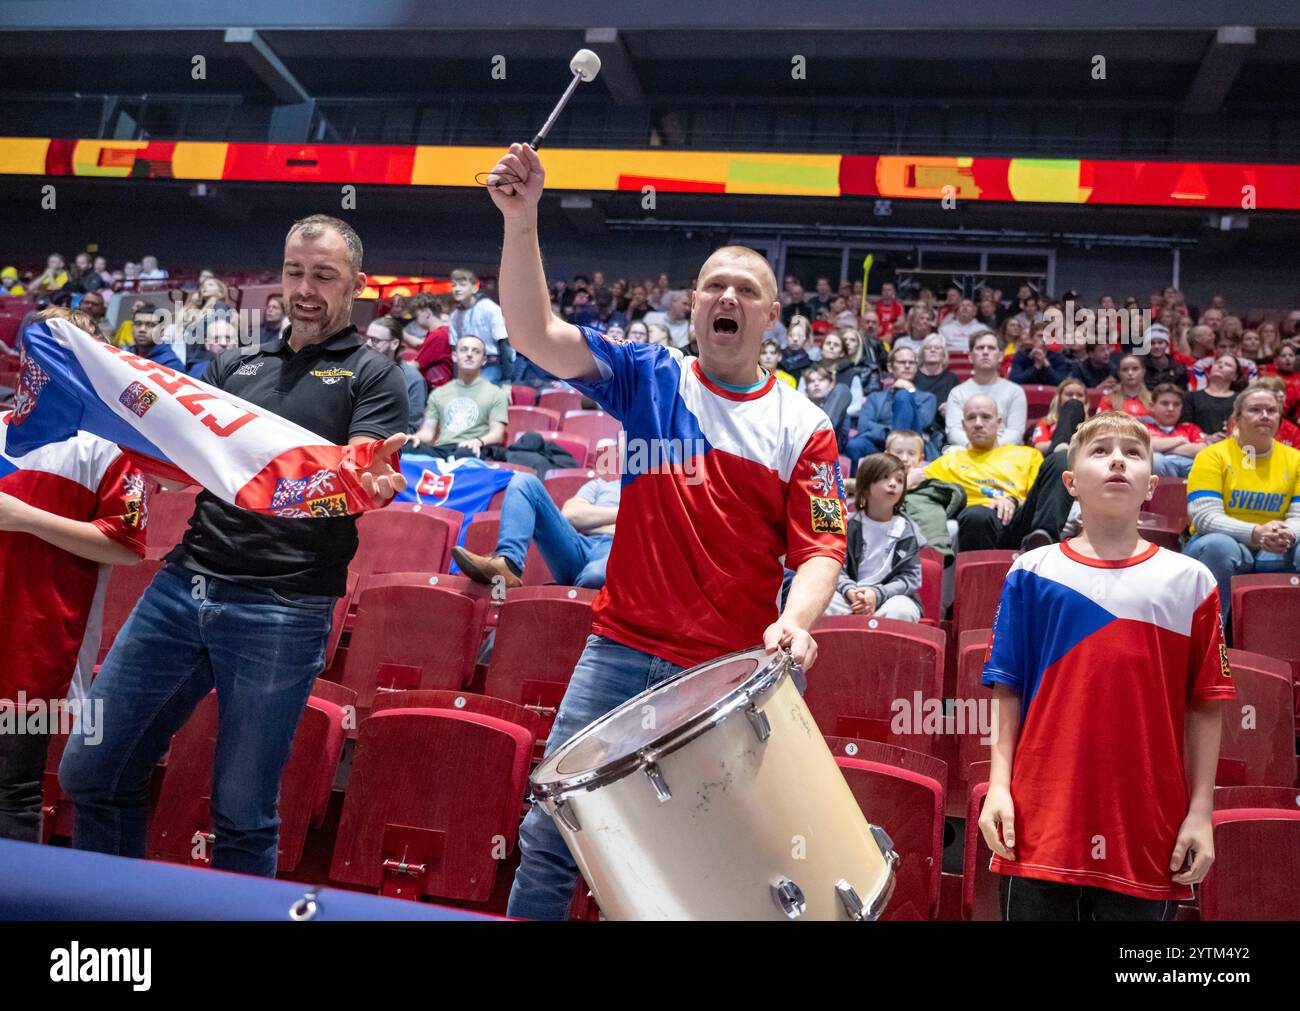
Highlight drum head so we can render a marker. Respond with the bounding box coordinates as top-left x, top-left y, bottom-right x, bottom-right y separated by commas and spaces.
534, 646, 781, 794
